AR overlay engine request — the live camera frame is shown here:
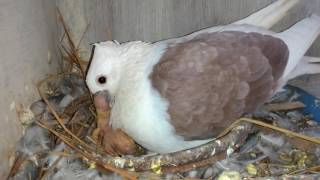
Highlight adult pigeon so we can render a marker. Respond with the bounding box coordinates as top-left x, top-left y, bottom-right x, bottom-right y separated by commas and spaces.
86, 0, 320, 153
